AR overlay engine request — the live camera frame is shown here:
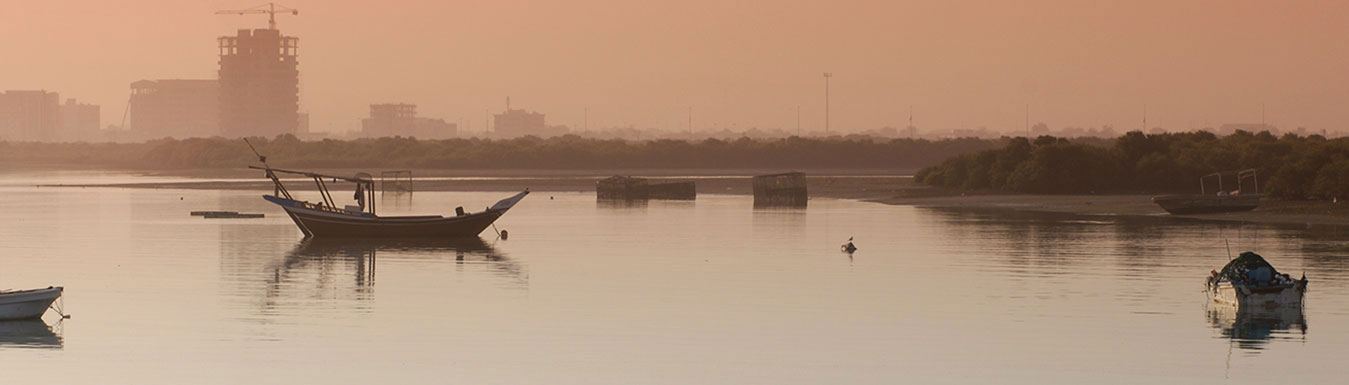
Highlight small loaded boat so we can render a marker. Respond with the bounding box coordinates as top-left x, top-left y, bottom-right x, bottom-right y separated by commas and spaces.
0, 287, 63, 321
1207, 251, 1306, 309
1153, 169, 1260, 214
254, 165, 527, 238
